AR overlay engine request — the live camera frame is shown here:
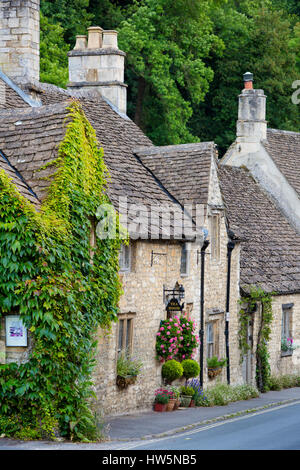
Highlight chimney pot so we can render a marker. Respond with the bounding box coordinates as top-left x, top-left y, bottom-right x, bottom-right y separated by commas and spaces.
74, 35, 87, 50
102, 30, 119, 49
243, 72, 253, 90
87, 26, 103, 49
